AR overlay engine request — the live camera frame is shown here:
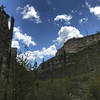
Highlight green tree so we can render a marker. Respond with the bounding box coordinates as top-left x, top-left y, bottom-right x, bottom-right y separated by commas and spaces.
34, 60, 38, 70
